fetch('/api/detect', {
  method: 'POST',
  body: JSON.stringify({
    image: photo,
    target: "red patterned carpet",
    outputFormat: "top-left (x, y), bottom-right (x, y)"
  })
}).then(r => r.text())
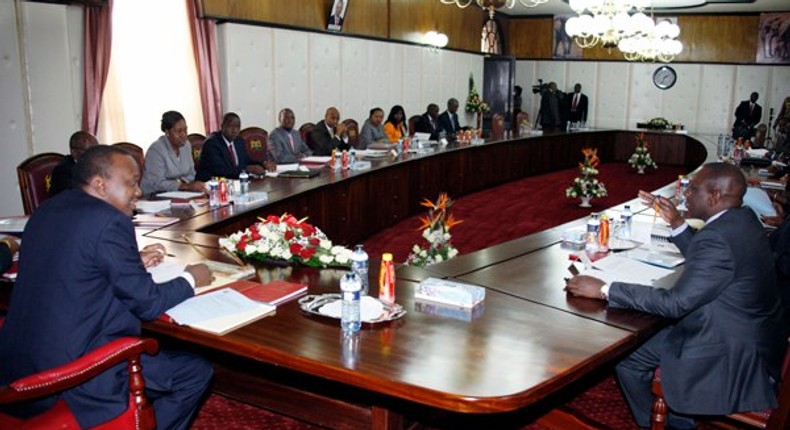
top-left (192, 162), bottom-right (687, 430)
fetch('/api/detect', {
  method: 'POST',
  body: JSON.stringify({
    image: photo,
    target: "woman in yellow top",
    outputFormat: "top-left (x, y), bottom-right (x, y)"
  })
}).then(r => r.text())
top-left (383, 105), bottom-right (408, 143)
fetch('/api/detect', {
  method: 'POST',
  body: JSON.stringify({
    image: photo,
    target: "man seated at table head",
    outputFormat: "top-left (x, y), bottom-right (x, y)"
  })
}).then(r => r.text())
top-left (196, 112), bottom-right (272, 181)
top-left (310, 107), bottom-right (350, 156)
top-left (358, 107), bottom-right (390, 150)
top-left (0, 145), bottom-right (214, 429)
top-left (437, 98), bottom-right (462, 140)
top-left (566, 162), bottom-right (785, 429)
top-left (268, 108), bottom-right (312, 164)
top-left (415, 103), bottom-right (440, 140)
top-left (50, 130), bottom-right (99, 197)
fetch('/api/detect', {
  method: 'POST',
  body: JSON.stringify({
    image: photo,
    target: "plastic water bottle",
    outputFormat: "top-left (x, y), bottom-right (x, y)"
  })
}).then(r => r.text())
top-left (348, 149), bottom-right (357, 170)
top-left (716, 134), bottom-right (724, 159)
top-left (620, 205), bottom-right (632, 240)
top-left (340, 273), bottom-right (361, 334)
top-left (207, 179), bottom-right (220, 207)
top-left (351, 244), bottom-right (369, 296)
top-left (239, 170), bottom-right (249, 195)
top-left (585, 213), bottom-right (599, 254)
top-left (678, 177), bottom-right (690, 210)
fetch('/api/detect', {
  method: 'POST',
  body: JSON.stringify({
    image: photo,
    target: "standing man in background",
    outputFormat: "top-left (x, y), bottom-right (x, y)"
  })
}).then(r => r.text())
top-left (565, 83), bottom-right (588, 125)
top-left (539, 82), bottom-right (564, 132)
top-left (733, 91), bottom-right (762, 139)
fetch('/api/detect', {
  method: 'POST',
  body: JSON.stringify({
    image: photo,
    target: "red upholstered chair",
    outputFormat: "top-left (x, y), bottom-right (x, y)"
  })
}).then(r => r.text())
top-left (514, 111), bottom-right (530, 135)
top-left (342, 119), bottom-right (360, 149)
top-left (408, 115), bottom-right (420, 137)
top-left (0, 337), bottom-right (160, 430)
top-left (188, 133), bottom-right (206, 169)
top-left (299, 122), bottom-right (315, 152)
top-left (491, 113), bottom-right (505, 140)
top-left (112, 142), bottom-right (145, 182)
top-left (239, 127), bottom-right (268, 164)
top-left (17, 152), bottom-right (65, 215)
top-left (651, 341), bottom-right (790, 430)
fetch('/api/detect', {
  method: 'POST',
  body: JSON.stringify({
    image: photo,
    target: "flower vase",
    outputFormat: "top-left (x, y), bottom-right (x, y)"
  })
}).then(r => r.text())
top-left (637, 165), bottom-right (645, 175)
top-left (579, 196), bottom-right (592, 207)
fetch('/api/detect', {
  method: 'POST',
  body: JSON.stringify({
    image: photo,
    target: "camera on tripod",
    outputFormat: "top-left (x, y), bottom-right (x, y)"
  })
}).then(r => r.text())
top-left (532, 79), bottom-right (549, 94)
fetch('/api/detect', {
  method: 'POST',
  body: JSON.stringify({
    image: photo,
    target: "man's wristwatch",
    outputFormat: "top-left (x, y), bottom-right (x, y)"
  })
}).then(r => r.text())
top-left (599, 286), bottom-right (608, 301)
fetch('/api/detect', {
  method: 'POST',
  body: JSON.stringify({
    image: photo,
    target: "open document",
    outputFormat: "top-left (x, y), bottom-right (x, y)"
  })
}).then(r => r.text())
top-left (147, 257), bottom-right (255, 295)
top-left (585, 254), bottom-right (675, 286)
top-left (165, 288), bottom-right (275, 335)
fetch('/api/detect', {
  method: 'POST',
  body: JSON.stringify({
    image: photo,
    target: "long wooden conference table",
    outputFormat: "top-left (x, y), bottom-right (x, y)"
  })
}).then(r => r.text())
top-left (140, 130), bottom-right (709, 430)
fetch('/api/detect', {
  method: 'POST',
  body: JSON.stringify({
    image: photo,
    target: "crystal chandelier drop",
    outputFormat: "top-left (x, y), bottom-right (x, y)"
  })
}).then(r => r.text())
top-left (618, 19), bottom-right (683, 62)
top-left (440, 0), bottom-right (548, 19)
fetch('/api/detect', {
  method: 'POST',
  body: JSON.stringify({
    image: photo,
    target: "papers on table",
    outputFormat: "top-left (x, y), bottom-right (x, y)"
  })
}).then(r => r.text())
top-left (586, 254), bottom-right (675, 286)
top-left (156, 191), bottom-right (205, 199)
top-left (265, 164), bottom-right (314, 177)
top-left (233, 191), bottom-right (269, 205)
top-left (413, 132), bottom-right (431, 141)
top-left (135, 200), bottom-right (172, 213)
top-left (357, 149), bottom-right (389, 158)
top-left (0, 217), bottom-right (28, 233)
top-left (165, 288), bottom-right (275, 335)
top-left (301, 156), bottom-right (331, 164)
top-left (147, 257), bottom-right (255, 295)
top-left (133, 214), bottom-right (180, 227)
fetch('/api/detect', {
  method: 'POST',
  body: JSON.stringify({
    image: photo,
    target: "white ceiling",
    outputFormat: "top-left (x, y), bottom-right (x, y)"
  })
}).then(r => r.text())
top-left (493, 0), bottom-right (790, 16)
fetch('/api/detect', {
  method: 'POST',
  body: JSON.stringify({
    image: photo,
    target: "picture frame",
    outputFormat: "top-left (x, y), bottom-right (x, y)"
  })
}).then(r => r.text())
top-left (327, 0), bottom-right (349, 32)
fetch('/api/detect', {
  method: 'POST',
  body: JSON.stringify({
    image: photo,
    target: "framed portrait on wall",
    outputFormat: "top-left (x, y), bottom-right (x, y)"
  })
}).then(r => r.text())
top-left (553, 15), bottom-right (582, 59)
top-left (757, 13), bottom-right (790, 64)
top-left (327, 0), bottom-right (349, 32)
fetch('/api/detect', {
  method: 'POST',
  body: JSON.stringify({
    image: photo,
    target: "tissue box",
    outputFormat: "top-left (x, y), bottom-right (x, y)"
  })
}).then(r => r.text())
top-left (415, 278), bottom-right (485, 308)
top-left (414, 300), bottom-right (485, 322)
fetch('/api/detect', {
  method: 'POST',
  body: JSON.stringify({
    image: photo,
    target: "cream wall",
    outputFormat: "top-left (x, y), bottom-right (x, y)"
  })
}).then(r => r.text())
top-left (216, 23), bottom-right (484, 132)
top-left (515, 61), bottom-right (790, 134)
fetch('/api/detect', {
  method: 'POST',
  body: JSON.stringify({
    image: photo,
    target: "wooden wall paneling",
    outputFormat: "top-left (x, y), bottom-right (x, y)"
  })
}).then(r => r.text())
top-left (505, 17), bottom-right (554, 59)
top-left (342, 0), bottom-right (389, 39)
top-left (673, 15), bottom-right (760, 64)
top-left (201, 0), bottom-right (331, 30)
top-left (389, 0), bottom-right (488, 53)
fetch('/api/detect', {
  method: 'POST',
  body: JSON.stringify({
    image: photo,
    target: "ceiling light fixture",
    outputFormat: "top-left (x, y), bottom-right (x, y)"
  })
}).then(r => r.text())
top-left (440, 0), bottom-right (548, 19)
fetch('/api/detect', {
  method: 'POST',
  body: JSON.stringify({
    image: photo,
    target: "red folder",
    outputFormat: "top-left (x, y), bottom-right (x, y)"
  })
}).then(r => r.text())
top-left (224, 279), bottom-right (308, 306)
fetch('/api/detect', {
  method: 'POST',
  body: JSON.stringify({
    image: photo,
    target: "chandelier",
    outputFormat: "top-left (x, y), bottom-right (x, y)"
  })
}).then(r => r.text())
top-left (440, 0), bottom-right (548, 19)
top-left (564, 0), bottom-right (683, 62)
top-left (618, 19), bottom-right (683, 62)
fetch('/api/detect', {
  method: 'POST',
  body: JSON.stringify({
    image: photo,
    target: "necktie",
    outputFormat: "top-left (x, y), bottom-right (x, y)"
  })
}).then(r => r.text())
top-left (228, 143), bottom-right (237, 166)
top-left (450, 114), bottom-right (455, 132)
top-left (288, 132), bottom-right (295, 153)
top-left (572, 94), bottom-right (578, 111)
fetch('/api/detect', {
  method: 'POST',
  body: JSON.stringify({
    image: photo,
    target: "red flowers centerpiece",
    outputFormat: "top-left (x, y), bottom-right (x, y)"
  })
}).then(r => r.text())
top-left (219, 213), bottom-right (352, 267)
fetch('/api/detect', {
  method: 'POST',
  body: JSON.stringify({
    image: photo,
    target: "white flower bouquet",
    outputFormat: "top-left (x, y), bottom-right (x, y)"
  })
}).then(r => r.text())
top-left (628, 132), bottom-right (658, 171)
top-left (566, 148), bottom-right (608, 199)
top-left (219, 213), bottom-right (352, 268)
top-left (407, 194), bottom-right (462, 267)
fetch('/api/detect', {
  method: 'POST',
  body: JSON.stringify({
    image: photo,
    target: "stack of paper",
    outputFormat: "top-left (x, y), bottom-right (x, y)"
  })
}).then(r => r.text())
top-left (147, 258), bottom-right (255, 295)
top-left (133, 214), bottom-right (180, 227)
top-left (166, 288), bottom-right (275, 335)
top-left (135, 200), bottom-right (172, 213)
top-left (586, 254), bottom-right (675, 286)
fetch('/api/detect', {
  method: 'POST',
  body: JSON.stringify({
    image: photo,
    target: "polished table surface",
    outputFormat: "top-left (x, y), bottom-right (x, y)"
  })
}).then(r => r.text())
top-left (137, 130), bottom-right (707, 429)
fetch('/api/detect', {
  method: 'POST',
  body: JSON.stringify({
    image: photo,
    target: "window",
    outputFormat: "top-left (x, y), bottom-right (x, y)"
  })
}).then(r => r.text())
top-left (481, 19), bottom-right (502, 55)
top-left (97, 0), bottom-right (204, 149)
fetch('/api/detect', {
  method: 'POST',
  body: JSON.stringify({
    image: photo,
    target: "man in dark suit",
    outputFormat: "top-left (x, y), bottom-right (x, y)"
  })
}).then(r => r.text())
top-left (565, 83), bottom-right (588, 124)
top-left (567, 163), bottom-right (785, 429)
top-left (310, 107), bottom-right (349, 156)
top-left (436, 98), bottom-right (462, 140)
top-left (0, 145), bottom-right (213, 429)
top-left (733, 91), bottom-right (763, 139)
top-left (415, 103), bottom-right (440, 140)
top-left (50, 130), bottom-right (98, 196)
top-left (196, 112), bottom-right (270, 181)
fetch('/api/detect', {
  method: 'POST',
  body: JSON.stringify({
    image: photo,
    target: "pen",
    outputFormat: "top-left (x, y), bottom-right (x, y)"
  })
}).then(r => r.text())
top-left (181, 234), bottom-right (211, 260)
top-left (221, 247), bottom-right (247, 267)
top-left (652, 195), bottom-right (660, 224)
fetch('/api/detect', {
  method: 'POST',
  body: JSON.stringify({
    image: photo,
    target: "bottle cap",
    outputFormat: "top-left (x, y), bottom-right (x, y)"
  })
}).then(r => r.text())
top-left (382, 253), bottom-right (393, 261)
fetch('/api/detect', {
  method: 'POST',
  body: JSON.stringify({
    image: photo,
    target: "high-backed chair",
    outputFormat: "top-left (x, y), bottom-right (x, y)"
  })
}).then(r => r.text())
top-left (491, 113), bottom-right (505, 140)
top-left (239, 127), bottom-right (268, 164)
top-left (408, 115), bottom-right (420, 137)
top-left (342, 119), bottom-right (360, 149)
top-left (0, 337), bottom-right (159, 430)
top-left (112, 142), bottom-right (145, 181)
top-left (514, 111), bottom-right (530, 135)
top-left (651, 341), bottom-right (790, 430)
top-left (188, 133), bottom-right (206, 169)
top-left (17, 152), bottom-right (65, 215)
top-left (299, 122), bottom-right (315, 152)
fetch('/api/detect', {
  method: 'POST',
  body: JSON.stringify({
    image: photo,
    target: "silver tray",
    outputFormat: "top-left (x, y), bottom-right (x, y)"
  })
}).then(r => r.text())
top-left (298, 294), bottom-right (406, 324)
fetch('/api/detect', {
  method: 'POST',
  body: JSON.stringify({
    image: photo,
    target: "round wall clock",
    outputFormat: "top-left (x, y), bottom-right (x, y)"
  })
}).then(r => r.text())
top-left (653, 66), bottom-right (677, 90)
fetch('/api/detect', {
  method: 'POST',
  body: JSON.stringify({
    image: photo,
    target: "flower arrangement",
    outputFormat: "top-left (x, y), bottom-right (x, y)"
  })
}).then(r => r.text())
top-left (465, 74), bottom-right (489, 114)
top-left (407, 193), bottom-right (463, 267)
top-left (218, 213), bottom-right (353, 267)
top-left (566, 148), bottom-right (608, 200)
top-left (628, 132), bottom-right (658, 172)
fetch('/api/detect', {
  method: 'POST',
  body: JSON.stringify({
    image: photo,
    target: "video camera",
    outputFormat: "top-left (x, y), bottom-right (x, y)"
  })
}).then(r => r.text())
top-left (532, 79), bottom-right (549, 94)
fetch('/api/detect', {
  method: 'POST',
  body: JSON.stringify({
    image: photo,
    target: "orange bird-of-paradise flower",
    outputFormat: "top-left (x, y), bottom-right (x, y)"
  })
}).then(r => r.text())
top-left (581, 147), bottom-right (600, 167)
top-left (444, 213), bottom-right (463, 230)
